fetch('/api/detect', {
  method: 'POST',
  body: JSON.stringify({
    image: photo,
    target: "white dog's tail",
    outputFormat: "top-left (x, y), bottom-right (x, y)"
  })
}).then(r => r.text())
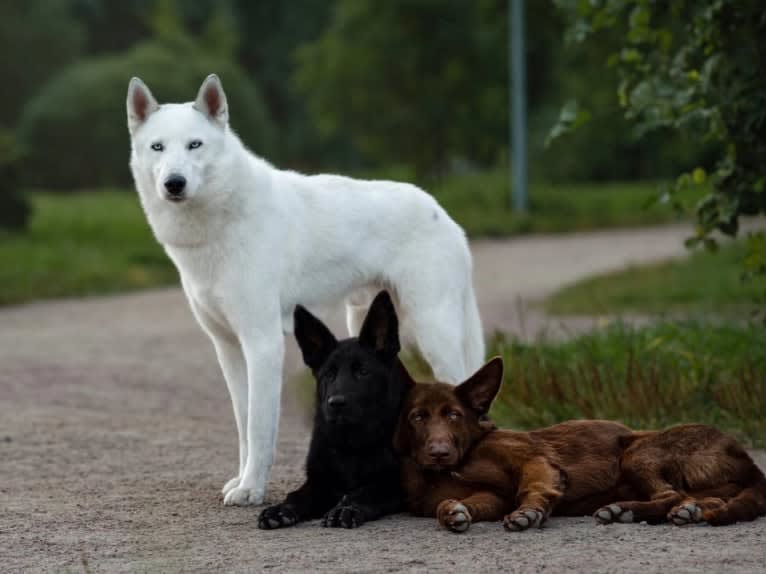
top-left (463, 284), bottom-right (485, 375)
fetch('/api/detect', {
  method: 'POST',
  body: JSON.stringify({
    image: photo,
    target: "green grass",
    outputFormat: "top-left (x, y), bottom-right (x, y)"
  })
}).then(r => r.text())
top-left (0, 191), bottom-right (176, 306)
top-left (486, 322), bottom-right (766, 447)
top-left (546, 242), bottom-right (766, 317)
top-left (429, 169), bottom-right (703, 237)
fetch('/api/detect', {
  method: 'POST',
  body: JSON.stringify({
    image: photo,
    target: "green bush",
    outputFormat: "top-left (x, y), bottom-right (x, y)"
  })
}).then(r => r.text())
top-left (17, 40), bottom-right (275, 190)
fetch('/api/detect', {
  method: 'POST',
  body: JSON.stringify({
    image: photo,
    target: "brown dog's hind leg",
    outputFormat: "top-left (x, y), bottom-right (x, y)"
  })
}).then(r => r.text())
top-left (595, 490), bottom-right (683, 525)
top-left (683, 474), bottom-right (766, 526)
top-left (595, 461), bottom-right (683, 525)
top-left (437, 491), bottom-right (506, 533)
top-left (667, 497), bottom-right (725, 525)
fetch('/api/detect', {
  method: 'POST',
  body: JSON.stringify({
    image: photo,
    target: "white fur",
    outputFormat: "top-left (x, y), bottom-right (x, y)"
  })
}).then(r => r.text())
top-left (127, 74), bottom-right (485, 505)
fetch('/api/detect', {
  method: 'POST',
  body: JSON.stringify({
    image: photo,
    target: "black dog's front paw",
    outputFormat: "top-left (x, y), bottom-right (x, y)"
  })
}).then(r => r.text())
top-left (322, 501), bottom-right (366, 529)
top-left (258, 503), bottom-right (299, 530)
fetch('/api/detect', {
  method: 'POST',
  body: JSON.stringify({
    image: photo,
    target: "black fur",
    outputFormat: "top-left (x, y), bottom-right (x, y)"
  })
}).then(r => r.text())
top-left (258, 291), bottom-right (413, 529)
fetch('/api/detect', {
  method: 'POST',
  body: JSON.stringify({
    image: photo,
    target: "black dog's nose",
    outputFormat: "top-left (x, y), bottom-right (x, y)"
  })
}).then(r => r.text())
top-left (164, 175), bottom-right (187, 198)
top-left (327, 395), bottom-right (346, 409)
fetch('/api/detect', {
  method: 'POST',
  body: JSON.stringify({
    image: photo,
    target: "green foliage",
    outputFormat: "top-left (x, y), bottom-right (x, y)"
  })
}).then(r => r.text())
top-left (0, 0), bottom-right (84, 129)
top-left (294, 0), bottom-right (509, 177)
top-left (0, 130), bottom-right (31, 231)
top-left (16, 7), bottom-right (275, 190)
top-left (546, 241), bottom-right (766, 317)
top-left (0, 191), bottom-right (175, 305)
top-left (489, 322), bottom-right (766, 446)
top-left (554, 0), bottom-right (766, 267)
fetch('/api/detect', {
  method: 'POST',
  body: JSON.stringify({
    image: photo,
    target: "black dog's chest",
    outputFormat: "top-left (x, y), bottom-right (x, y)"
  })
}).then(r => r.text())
top-left (321, 446), bottom-right (398, 494)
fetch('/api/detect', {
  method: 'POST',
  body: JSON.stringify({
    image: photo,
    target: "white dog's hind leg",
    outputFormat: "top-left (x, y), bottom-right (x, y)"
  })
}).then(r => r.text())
top-left (223, 335), bottom-right (284, 506)
top-left (211, 337), bottom-right (249, 496)
top-left (345, 289), bottom-right (377, 337)
top-left (345, 301), bottom-right (369, 337)
top-left (462, 284), bottom-right (486, 374)
top-left (408, 299), bottom-right (468, 384)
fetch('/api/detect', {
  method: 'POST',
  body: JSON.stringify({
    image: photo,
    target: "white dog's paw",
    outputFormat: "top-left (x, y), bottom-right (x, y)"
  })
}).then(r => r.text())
top-left (223, 484), bottom-right (264, 506)
top-left (221, 476), bottom-right (241, 496)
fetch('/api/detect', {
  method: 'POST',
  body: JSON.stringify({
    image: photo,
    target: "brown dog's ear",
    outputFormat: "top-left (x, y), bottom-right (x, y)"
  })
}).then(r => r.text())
top-left (294, 305), bottom-right (338, 371)
top-left (455, 357), bottom-right (504, 415)
top-left (358, 291), bottom-right (400, 361)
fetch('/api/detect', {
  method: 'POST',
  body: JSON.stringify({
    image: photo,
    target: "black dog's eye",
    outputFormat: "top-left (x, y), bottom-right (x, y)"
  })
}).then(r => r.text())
top-left (188, 139), bottom-right (203, 150)
top-left (323, 366), bottom-right (337, 380)
top-left (356, 364), bottom-right (369, 377)
top-left (150, 142), bottom-right (164, 152)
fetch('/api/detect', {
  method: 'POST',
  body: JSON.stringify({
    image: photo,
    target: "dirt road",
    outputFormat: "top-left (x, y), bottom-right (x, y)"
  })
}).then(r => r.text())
top-left (2, 224), bottom-right (764, 573)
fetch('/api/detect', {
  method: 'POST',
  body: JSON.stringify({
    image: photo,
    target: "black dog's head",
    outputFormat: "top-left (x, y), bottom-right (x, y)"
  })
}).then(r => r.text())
top-left (294, 291), bottom-right (413, 445)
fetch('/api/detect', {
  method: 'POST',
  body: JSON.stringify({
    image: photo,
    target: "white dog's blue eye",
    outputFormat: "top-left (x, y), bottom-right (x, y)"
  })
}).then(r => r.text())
top-left (188, 140), bottom-right (203, 150)
top-left (151, 142), bottom-right (164, 152)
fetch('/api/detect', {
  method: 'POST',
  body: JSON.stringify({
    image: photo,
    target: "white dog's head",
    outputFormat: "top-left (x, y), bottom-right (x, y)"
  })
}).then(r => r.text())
top-left (127, 74), bottom-right (230, 205)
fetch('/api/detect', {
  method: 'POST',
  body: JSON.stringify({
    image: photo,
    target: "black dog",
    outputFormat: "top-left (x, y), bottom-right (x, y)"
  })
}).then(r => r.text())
top-left (258, 291), bottom-right (413, 529)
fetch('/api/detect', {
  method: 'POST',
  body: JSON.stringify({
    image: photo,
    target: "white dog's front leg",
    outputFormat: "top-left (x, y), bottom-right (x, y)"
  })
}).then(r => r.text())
top-left (211, 336), bottom-right (248, 496)
top-left (223, 335), bottom-right (284, 506)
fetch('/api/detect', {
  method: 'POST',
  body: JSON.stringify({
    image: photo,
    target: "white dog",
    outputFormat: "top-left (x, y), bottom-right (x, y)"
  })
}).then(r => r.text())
top-left (126, 74), bottom-right (484, 505)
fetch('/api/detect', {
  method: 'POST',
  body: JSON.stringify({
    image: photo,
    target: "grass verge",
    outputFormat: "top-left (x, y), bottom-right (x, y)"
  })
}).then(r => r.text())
top-left (486, 321), bottom-right (766, 447)
top-left (545, 242), bottom-right (766, 317)
top-left (0, 191), bottom-right (176, 306)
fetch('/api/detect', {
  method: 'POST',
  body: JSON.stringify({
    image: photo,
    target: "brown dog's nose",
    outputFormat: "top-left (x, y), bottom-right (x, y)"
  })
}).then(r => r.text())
top-left (428, 441), bottom-right (451, 462)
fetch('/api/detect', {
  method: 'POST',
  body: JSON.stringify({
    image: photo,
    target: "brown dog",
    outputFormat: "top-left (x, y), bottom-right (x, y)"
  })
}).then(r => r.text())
top-left (395, 357), bottom-right (766, 532)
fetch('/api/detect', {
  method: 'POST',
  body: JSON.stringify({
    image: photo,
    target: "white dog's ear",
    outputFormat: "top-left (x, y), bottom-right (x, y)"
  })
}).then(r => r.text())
top-left (194, 74), bottom-right (228, 126)
top-left (127, 77), bottom-right (159, 134)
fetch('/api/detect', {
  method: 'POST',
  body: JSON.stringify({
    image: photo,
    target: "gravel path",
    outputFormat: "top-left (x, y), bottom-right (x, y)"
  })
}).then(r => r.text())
top-left (2, 223), bottom-right (764, 573)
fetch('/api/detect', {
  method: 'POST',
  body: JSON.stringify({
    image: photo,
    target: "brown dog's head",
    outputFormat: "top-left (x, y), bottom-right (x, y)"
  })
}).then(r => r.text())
top-left (394, 357), bottom-right (503, 470)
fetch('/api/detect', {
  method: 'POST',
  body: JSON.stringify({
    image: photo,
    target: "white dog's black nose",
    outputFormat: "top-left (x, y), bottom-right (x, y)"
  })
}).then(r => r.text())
top-left (164, 175), bottom-right (187, 200)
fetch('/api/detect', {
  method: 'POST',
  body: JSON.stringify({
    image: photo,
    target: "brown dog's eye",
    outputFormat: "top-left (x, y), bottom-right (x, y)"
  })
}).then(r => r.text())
top-left (411, 411), bottom-right (426, 422)
top-left (447, 411), bottom-right (462, 421)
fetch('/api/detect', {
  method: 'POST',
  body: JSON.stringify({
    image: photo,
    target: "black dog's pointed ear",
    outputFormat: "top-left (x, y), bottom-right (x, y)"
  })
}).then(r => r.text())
top-left (455, 357), bottom-right (504, 415)
top-left (294, 305), bottom-right (338, 371)
top-left (358, 291), bottom-right (400, 361)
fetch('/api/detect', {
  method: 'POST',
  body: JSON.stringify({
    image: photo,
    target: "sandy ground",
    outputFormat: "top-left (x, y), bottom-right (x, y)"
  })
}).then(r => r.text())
top-left (2, 223), bottom-right (764, 573)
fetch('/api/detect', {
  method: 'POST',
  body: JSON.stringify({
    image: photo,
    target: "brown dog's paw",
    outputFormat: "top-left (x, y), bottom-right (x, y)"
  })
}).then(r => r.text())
top-left (594, 504), bottom-right (634, 525)
top-left (668, 502), bottom-right (703, 526)
top-left (503, 508), bottom-right (544, 532)
top-left (437, 499), bottom-right (472, 533)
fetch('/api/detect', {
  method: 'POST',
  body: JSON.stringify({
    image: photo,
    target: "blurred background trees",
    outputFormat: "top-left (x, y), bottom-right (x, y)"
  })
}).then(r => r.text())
top-left (0, 0), bottom-right (763, 250)
top-left (1, 0), bottom-right (713, 189)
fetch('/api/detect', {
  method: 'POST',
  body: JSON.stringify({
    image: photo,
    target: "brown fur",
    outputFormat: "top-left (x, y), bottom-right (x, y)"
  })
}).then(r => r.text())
top-left (395, 358), bottom-right (766, 532)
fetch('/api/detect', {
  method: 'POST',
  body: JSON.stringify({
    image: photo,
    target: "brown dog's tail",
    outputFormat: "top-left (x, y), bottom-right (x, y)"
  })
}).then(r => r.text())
top-left (704, 465), bottom-right (766, 526)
